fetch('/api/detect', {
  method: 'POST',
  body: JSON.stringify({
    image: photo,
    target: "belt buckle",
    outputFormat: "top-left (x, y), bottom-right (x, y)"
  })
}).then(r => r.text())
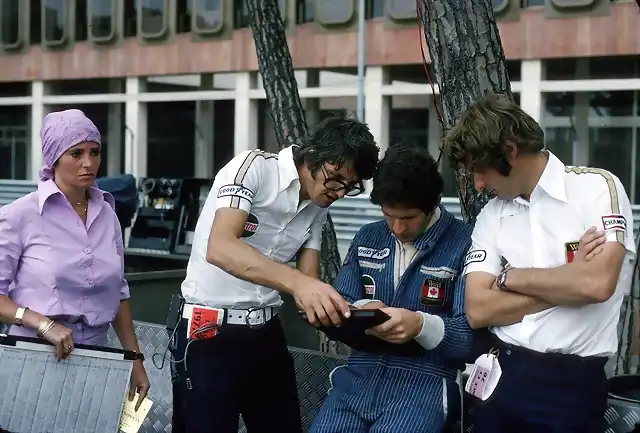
top-left (245, 307), bottom-right (266, 329)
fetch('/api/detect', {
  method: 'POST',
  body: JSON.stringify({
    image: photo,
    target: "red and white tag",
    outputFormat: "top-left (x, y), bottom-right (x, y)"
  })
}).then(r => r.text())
top-left (465, 353), bottom-right (502, 401)
top-left (182, 304), bottom-right (225, 340)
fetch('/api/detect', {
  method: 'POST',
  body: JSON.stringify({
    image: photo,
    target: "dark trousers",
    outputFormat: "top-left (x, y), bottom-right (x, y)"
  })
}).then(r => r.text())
top-left (170, 316), bottom-right (302, 433)
top-left (472, 339), bottom-right (608, 433)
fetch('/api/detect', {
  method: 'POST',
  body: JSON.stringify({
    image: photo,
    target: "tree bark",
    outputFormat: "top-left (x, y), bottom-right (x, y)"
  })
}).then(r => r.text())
top-left (418, 0), bottom-right (512, 225)
top-left (244, 0), bottom-right (345, 353)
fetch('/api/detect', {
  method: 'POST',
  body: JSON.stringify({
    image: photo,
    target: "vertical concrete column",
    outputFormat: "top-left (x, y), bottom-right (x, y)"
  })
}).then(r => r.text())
top-left (195, 74), bottom-right (215, 178)
top-left (29, 81), bottom-right (50, 180)
top-left (364, 66), bottom-right (390, 156)
top-left (234, 72), bottom-right (258, 155)
top-left (106, 79), bottom-right (124, 176)
top-left (124, 77), bottom-right (148, 179)
top-left (520, 60), bottom-right (543, 123)
top-left (305, 69), bottom-right (320, 129)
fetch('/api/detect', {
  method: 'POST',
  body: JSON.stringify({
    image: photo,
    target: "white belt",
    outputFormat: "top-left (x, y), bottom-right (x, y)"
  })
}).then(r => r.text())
top-left (183, 303), bottom-right (278, 327)
top-left (225, 307), bottom-right (277, 326)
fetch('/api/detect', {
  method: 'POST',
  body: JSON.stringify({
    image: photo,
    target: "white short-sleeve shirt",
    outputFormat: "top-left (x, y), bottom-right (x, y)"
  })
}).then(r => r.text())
top-left (463, 151), bottom-right (636, 357)
top-left (181, 146), bottom-right (328, 309)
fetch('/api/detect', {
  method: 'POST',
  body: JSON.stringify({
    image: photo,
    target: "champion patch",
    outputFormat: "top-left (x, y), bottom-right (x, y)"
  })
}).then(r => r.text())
top-left (602, 215), bottom-right (627, 232)
top-left (361, 274), bottom-right (376, 299)
top-left (464, 250), bottom-right (486, 266)
top-left (421, 278), bottom-right (445, 307)
top-left (241, 213), bottom-right (259, 238)
top-left (217, 184), bottom-right (255, 202)
top-left (564, 241), bottom-right (579, 264)
top-left (357, 246), bottom-right (391, 260)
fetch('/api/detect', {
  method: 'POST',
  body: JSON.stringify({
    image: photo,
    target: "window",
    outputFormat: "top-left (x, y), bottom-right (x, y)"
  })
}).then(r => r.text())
top-left (296, 0), bottom-right (314, 23)
top-left (588, 128), bottom-right (633, 196)
top-left (0, 126), bottom-right (28, 180)
top-left (75, 0), bottom-right (88, 42)
top-left (42, 0), bottom-right (69, 46)
top-left (366, 0), bottom-right (385, 19)
top-left (139, 0), bottom-right (168, 39)
top-left (550, 0), bottom-right (594, 8)
top-left (88, 0), bottom-right (116, 41)
top-left (194, 0), bottom-right (223, 34)
top-left (388, 0), bottom-right (417, 20)
top-left (0, 0), bottom-right (22, 49)
top-left (521, 0), bottom-right (544, 6)
top-left (316, 0), bottom-right (354, 25)
top-left (545, 127), bottom-right (575, 165)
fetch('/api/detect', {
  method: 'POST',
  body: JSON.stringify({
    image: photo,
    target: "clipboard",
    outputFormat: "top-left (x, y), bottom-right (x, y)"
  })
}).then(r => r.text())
top-left (0, 334), bottom-right (136, 433)
top-left (299, 309), bottom-right (426, 357)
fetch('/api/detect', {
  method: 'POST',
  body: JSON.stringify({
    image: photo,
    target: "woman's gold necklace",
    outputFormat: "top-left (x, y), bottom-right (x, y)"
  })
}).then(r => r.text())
top-left (75, 200), bottom-right (88, 218)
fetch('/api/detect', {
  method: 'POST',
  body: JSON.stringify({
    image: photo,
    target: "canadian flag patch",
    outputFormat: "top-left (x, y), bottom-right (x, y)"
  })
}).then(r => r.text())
top-left (421, 279), bottom-right (445, 307)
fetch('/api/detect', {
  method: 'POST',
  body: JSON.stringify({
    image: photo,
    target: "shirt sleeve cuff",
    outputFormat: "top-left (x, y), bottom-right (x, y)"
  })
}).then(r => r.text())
top-left (119, 281), bottom-right (131, 301)
top-left (414, 312), bottom-right (445, 350)
top-left (351, 299), bottom-right (383, 308)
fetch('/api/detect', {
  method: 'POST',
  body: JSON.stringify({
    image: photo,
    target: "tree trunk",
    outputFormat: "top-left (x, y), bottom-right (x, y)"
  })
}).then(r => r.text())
top-left (419, 0), bottom-right (639, 375)
top-left (245, 0), bottom-right (345, 354)
top-left (418, 0), bottom-right (512, 224)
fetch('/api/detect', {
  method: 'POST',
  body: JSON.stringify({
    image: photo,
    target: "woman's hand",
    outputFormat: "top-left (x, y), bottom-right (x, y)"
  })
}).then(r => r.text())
top-left (41, 322), bottom-right (74, 360)
top-left (128, 360), bottom-right (150, 411)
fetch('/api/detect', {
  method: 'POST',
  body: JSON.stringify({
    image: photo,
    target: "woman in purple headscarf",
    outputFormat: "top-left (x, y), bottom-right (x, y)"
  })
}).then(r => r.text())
top-left (0, 109), bottom-right (150, 409)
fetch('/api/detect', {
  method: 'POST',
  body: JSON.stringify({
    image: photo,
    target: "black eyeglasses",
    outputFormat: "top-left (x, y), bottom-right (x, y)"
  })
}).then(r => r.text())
top-left (320, 166), bottom-right (365, 197)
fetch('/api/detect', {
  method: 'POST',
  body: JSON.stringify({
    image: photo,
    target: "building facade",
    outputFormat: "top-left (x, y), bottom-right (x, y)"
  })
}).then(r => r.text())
top-left (0, 0), bottom-right (639, 201)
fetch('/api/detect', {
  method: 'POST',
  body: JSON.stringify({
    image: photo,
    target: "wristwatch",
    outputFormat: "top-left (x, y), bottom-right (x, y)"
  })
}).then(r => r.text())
top-left (14, 307), bottom-right (28, 327)
top-left (496, 268), bottom-right (510, 291)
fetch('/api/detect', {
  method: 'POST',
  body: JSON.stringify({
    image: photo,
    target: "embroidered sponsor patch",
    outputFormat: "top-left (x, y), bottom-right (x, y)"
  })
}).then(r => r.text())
top-left (361, 274), bottom-right (376, 299)
top-left (217, 184), bottom-right (255, 201)
top-left (602, 214), bottom-right (627, 232)
top-left (357, 246), bottom-right (391, 260)
top-left (421, 278), bottom-right (445, 307)
top-left (419, 266), bottom-right (457, 279)
top-left (564, 241), bottom-right (579, 264)
top-left (359, 260), bottom-right (385, 271)
top-left (464, 250), bottom-right (486, 266)
top-left (241, 213), bottom-right (259, 238)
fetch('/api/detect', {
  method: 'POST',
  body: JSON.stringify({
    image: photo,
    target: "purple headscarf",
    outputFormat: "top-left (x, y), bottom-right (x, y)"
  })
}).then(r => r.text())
top-left (39, 109), bottom-right (102, 181)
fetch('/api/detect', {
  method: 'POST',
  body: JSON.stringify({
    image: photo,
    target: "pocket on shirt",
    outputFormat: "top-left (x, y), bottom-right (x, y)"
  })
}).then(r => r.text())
top-left (418, 275), bottom-right (452, 311)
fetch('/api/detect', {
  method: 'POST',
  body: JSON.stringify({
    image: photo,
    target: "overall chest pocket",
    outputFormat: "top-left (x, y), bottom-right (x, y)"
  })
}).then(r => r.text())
top-left (417, 267), bottom-right (456, 313)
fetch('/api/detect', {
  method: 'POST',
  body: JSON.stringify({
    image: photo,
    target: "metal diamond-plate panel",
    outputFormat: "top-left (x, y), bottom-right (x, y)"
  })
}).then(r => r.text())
top-left (107, 322), bottom-right (173, 433)
top-left (604, 400), bottom-right (640, 433)
top-left (291, 349), bottom-right (347, 430)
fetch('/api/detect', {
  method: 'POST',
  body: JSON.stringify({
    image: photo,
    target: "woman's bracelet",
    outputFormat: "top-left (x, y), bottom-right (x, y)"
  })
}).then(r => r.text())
top-left (36, 318), bottom-right (55, 338)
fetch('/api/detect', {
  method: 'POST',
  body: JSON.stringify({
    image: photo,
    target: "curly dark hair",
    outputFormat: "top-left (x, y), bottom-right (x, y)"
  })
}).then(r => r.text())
top-left (370, 142), bottom-right (443, 214)
top-left (293, 115), bottom-right (379, 181)
top-left (442, 93), bottom-right (544, 176)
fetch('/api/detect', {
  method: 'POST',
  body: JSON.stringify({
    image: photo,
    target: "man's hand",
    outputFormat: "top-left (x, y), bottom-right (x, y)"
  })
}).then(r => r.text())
top-left (294, 279), bottom-right (351, 327)
top-left (357, 301), bottom-right (386, 310)
top-left (365, 307), bottom-right (423, 344)
top-left (574, 226), bottom-right (606, 262)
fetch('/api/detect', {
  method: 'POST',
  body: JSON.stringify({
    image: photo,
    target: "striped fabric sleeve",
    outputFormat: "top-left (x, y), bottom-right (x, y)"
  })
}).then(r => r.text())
top-left (214, 150), bottom-right (275, 214)
top-left (567, 167), bottom-right (635, 253)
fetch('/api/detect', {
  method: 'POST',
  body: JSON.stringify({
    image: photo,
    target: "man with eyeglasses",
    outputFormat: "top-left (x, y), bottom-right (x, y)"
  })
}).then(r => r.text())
top-left (170, 116), bottom-right (380, 433)
top-left (310, 143), bottom-right (482, 433)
